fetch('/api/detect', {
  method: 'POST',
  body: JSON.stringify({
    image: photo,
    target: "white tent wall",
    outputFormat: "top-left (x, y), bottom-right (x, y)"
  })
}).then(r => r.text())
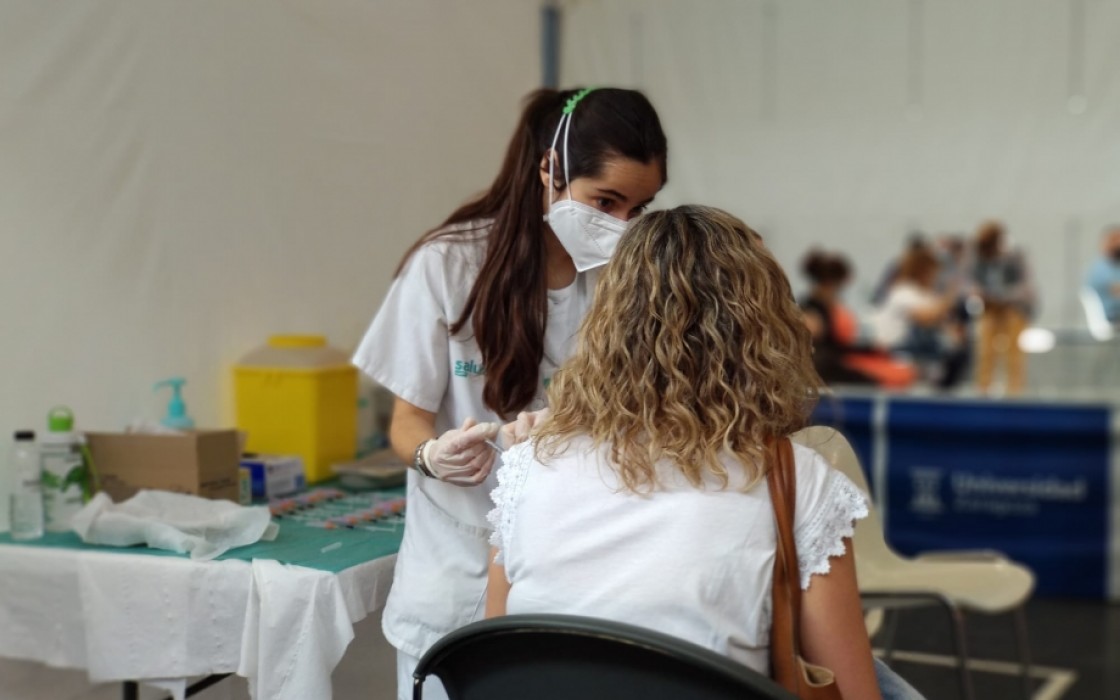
top-left (560, 0), bottom-right (1120, 328)
top-left (0, 1), bottom-right (539, 438)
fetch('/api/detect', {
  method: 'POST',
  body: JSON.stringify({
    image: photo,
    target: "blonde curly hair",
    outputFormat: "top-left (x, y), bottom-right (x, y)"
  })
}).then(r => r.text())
top-left (536, 205), bottom-right (821, 492)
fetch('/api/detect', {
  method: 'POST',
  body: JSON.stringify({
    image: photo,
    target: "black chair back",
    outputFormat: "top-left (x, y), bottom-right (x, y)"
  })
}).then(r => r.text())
top-left (413, 614), bottom-right (797, 700)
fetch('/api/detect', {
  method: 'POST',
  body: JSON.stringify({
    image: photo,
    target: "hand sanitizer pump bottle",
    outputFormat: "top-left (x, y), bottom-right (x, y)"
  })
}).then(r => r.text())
top-left (154, 378), bottom-right (195, 430)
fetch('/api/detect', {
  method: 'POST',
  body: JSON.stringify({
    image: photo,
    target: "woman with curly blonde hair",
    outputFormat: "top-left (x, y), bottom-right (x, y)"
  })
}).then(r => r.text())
top-left (486, 205), bottom-right (886, 699)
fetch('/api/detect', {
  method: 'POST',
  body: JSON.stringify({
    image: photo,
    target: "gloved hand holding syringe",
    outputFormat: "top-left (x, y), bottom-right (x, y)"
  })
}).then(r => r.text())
top-left (424, 408), bottom-right (550, 486)
top-left (421, 418), bottom-right (501, 486)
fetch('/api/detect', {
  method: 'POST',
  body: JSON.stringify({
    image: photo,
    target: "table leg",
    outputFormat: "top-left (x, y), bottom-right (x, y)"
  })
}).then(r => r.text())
top-left (185, 674), bottom-right (232, 697)
top-left (122, 673), bottom-right (233, 700)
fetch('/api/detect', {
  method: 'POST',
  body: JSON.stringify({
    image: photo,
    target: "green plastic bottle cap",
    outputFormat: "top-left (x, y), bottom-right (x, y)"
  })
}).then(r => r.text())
top-left (48, 406), bottom-right (74, 432)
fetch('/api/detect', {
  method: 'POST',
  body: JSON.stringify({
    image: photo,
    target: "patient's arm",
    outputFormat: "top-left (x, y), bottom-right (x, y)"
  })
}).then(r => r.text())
top-left (800, 538), bottom-right (882, 700)
top-left (485, 546), bottom-right (511, 618)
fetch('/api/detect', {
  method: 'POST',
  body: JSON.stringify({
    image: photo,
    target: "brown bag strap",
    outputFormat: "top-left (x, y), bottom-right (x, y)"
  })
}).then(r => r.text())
top-left (767, 437), bottom-right (803, 689)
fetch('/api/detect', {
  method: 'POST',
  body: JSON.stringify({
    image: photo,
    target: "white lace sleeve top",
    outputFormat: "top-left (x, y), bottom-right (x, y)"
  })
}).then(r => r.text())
top-left (487, 438), bottom-right (868, 675)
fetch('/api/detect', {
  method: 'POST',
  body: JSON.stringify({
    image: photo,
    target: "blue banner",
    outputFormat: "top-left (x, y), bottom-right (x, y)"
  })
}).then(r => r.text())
top-left (884, 399), bottom-right (1111, 598)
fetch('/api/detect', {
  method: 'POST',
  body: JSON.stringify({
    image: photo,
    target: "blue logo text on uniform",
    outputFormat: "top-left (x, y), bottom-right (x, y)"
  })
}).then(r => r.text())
top-left (454, 360), bottom-right (485, 378)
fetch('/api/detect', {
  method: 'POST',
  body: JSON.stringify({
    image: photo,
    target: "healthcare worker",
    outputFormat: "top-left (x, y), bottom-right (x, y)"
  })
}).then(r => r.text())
top-left (353, 87), bottom-right (668, 699)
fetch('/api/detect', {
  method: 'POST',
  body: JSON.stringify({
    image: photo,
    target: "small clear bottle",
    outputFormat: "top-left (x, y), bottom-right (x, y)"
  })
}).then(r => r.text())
top-left (10, 431), bottom-right (44, 540)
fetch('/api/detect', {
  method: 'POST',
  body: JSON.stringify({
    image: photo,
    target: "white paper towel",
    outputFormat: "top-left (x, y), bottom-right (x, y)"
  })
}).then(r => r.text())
top-left (72, 490), bottom-right (277, 560)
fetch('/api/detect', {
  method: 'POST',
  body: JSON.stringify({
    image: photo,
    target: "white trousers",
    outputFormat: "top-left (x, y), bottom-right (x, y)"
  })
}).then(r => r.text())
top-left (397, 649), bottom-right (449, 700)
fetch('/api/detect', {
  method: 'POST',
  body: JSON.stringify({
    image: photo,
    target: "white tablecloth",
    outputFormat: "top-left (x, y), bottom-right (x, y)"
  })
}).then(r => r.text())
top-left (0, 543), bottom-right (396, 699)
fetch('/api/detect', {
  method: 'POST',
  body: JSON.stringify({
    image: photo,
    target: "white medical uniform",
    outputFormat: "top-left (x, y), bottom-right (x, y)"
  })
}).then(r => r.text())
top-left (352, 221), bottom-right (598, 698)
top-left (488, 438), bottom-right (869, 676)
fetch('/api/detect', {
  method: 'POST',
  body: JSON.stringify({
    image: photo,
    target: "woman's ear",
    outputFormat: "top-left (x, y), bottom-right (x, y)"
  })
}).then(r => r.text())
top-left (539, 150), bottom-right (563, 191)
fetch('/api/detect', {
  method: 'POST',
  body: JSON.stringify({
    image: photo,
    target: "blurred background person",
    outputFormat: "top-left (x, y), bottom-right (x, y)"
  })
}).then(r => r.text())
top-left (932, 233), bottom-right (975, 378)
top-left (932, 234), bottom-right (970, 302)
top-left (1085, 225), bottom-right (1120, 326)
top-left (871, 232), bottom-right (928, 306)
top-left (800, 249), bottom-right (916, 388)
top-left (970, 221), bottom-right (1037, 396)
top-left (871, 246), bottom-right (968, 389)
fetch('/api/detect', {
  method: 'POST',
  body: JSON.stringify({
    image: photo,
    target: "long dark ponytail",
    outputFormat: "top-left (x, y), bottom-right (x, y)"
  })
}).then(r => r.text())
top-left (396, 87), bottom-right (668, 417)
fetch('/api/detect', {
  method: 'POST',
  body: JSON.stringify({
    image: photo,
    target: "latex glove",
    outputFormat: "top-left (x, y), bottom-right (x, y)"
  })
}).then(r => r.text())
top-left (424, 418), bottom-right (500, 486)
top-left (499, 408), bottom-right (550, 449)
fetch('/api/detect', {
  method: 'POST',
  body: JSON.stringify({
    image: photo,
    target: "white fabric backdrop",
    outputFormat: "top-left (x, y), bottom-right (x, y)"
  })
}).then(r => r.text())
top-left (560, 0), bottom-right (1120, 328)
top-left (0, 1), bottom-right (539, 439)
top-left (4, 0), bottom-right (1119, 442)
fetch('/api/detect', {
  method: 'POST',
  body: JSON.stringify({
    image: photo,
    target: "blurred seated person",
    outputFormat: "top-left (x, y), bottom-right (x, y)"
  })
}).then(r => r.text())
top-left (970, 221), bottom-right (1036, 396)
top-left (1085, 225), bottom-right (1120, 325)
top-left (872, 246), bottom-right (968, 389)
top-left (800, 249), bottom-right (915, 388)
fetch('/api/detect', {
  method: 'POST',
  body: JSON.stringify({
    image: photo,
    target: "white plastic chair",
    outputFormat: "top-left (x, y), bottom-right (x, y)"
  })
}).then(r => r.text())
top-left (1080, 287), bottom-right (1115, 342)
top-left (791, 426), bottom-right (1035, 700)
top-left (1079, 287), bottom-right (1120, 383)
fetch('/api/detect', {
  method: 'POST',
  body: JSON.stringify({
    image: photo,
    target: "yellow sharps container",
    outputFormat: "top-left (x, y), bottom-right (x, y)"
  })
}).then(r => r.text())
top-left (234, 335), bottom-right (357, 483)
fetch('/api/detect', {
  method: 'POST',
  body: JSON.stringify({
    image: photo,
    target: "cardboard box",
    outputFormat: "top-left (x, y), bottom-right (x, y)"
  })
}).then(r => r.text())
top-left (239, 454), bottom-right (306, 500)
top-left (85, 430), bottom-right (241, 502)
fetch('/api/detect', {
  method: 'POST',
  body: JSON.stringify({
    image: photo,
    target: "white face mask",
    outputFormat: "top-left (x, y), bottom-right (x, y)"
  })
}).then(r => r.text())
top-left (543, 108), bottom-right (630, 272)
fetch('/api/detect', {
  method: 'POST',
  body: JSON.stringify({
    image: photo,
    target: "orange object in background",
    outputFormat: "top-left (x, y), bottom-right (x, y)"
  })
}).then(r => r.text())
top-left (830, 305), bottom-right (917, 388)
top-left (842, 354), bottom-right (917, 388)
top-left (831, 304), bottom-right (860, 345)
